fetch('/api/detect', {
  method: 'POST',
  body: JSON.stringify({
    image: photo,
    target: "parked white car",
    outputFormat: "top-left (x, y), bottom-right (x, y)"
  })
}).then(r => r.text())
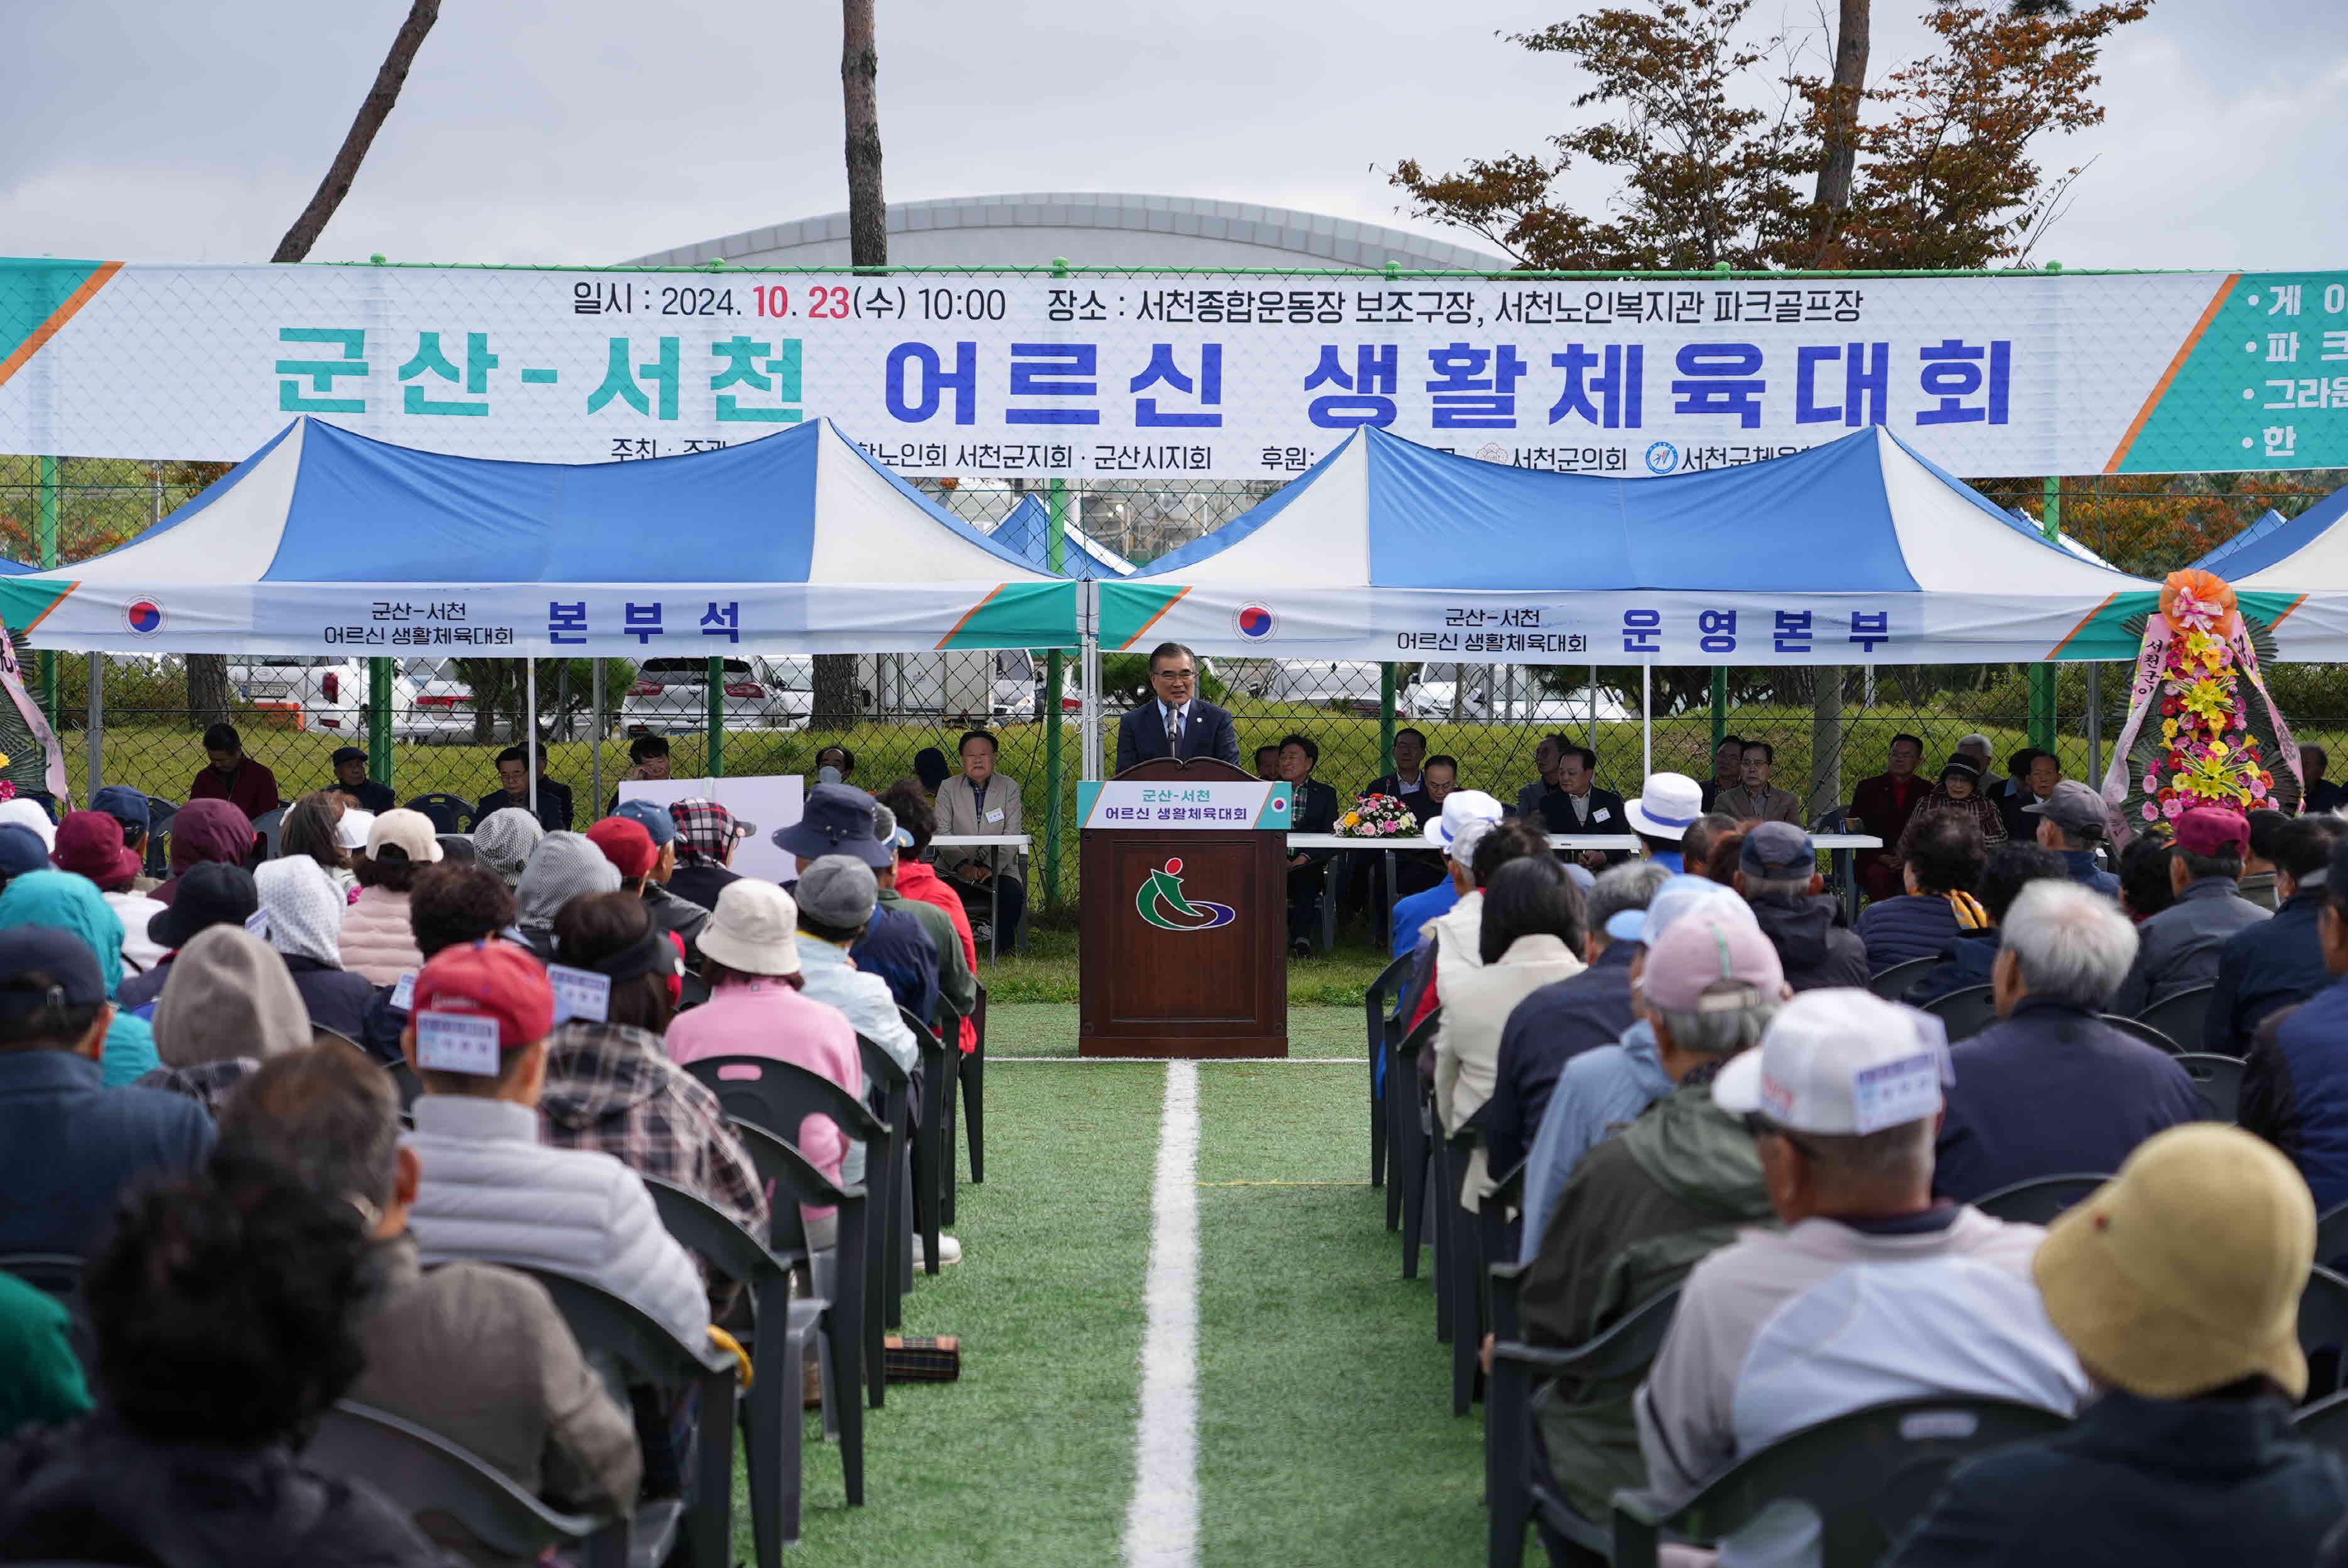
top-left (622, 655), bottom-right (812, 736)
top-left (390, 657), bottom-right (477, 744)
top-left (227, 656), bottom-right (367, 736)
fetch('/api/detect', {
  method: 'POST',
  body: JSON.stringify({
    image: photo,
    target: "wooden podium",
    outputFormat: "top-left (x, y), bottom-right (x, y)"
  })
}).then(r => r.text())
top-left (1078, 757), bottom-right (1289, 1058)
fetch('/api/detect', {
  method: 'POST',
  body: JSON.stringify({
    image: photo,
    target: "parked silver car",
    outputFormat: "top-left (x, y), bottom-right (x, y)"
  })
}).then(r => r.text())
top-left (621, 655), bottom-right (812, 736)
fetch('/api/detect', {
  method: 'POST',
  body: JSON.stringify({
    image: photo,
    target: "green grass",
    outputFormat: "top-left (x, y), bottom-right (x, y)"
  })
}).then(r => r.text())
top-left (984, 928), bottom-right (1401, 1007)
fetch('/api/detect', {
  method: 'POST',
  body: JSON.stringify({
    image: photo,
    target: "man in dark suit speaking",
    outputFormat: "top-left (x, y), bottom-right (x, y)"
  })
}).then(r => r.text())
top-left (1114, 641), bottom-right (1241, 773)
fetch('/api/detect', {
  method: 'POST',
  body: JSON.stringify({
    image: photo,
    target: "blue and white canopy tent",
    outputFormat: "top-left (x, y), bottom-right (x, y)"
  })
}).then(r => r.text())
top-left (0, 416), bottom-right (1080, 657)
top-left (988, 493), bottom-right (1136, 579)
top-left (2185, 490), bottom-right (2348, 659)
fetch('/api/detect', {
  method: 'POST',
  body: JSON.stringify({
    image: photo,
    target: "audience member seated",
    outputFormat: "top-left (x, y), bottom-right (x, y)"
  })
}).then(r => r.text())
top-left (1517, 878), bottom-right (1750, 1260)
top-left (2243, 834), bottom-right (2348, 1205)
top-left (2113, 807), bottom-right (2271, 1016)
top-left (933, 729), bottom-right (1028, 942)
top-left (1408, 753), bottom-right (1459, 823)
top-left (256, 855), bottom-right (375, 1041)
top-left (0, 1164), bottom-right (443, 1565)
top-left (137, 923), bottom-right (313, 1117)
top-left (515, 830), bottom-right (621, 959)
top-left (217, 1044), bottom-right (642, 1562)
top-left (0, 867), bottom-right (166, 1083)
top-left (541, 891), bottom-right (768, 1296)
top-left (0, 927), bottom-right (210, 1255)
top-left (279, 790), bottom-right (360, 901)
top-left (1886, 1125), bottom-right (2347, 1568)
top-left (1278, 734), bottom-right (1343, 957)
top-left (51, 810), bottom-right (164, 978)
top-left (187, 721), bottom-right (281, 822)
top-left (1484, 861), bottom-right (1668, 1181)
top-left (0, 825), bottom-right (54, 908)
top-left (2020, 778), bottom-right (2121, 895)
top-left (605, 733), bottom-right (671, 817)
top-left (1898, 756), bottom-right (2008, 860)
top-left (913, 746), bottom-right (951, 797)
top-left (1857, 812), bottom-right (1988, 972)
top-left (1902, 842), bottom-right (2067, 1008)
top-left (1253, 743), bottom-right (1280, 781)
top-left (326, 744), bottom-right (397, 814)
top-left (2210, 814), bottom-right (2342, 1056)
top-left (1650, 991), bottom-right (2093, 1567)
top-left (1539, 744), bottom-right (1629, 874)
top-left (151, 796), bottom-right (254, 906)
top-left (0, 1267), bottom-right (89, 1436)
top-left (1364, 726), bottom-right (1429, 801)
top-left (780, 783), bottom-right (939, 1020)
top-left (881, 783), bottom-right (981, 1053)
top-left (665, 796), bottom-right (748, 912)
top-left (1679, 812), bottom-right (1739, 883)
top-left (1516, 733), bottom-right (1568, 822)
top-left (790, 855), bottom-right (921, 1078)
top-left (90, 784), bottom-right (161, 891)
top-left (1435, 856), bottom-right (1586, 1208)
top-left (1698, 734), bottom-right (1745, 812)
top-left (1850, 733), bottom-right (1929, 903)
top-left (1389, 790), bottom-right (1502, 957)
top-left (2241, 807), bottom-right (2286, 913)
top-left (2000, 747), bottom-right (2062, 844)
top-left (1409, 820), bottom-right (1555, 1069)
top-left (1712, 740), bottom-right (1803, 825)
top-left (2305, 743), bottom-right (2347, 814)
top-left (1735, 822), bottom-right (1869, 991)
top-left (402, 941), bottom-right (706, 1347)
top-left (665, 878), bottom-right (872, 1254)
top-left (119, 861), bottom-right (258, 1012)
top-left (359, 863), bottom-right (521, 1062)
top-left (342, 808), bottom-right (444, 987)
top-left (1624, 772), bottom-right (1706, 874)
top-left (1933, 883), bottom-right (2205, 1202)
top-left (813, 743), bottom-right (856, 785)
top-left (475, 744), bottom-right (574, 834)
top-left (586, 807), bottom-right (709, 960)
top-left (1519, 906), bottom-right (1786, 1520)
top-left (2118, 834), bottom-right (2180, 923)
top-left (473, 804), bottom-right (544, 891)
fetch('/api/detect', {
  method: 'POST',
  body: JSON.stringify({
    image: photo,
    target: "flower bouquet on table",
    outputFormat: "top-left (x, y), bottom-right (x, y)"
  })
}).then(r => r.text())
top-left (1337, 793), bottom-right (1419, 839)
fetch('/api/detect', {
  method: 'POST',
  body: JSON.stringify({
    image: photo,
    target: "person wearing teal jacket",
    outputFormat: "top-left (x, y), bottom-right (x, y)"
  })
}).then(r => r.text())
top-left (0, 869), bottom-right (160, 1085)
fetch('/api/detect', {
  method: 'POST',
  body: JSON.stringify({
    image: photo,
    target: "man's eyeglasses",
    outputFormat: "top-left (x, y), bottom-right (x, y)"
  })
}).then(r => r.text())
top-left (1151, 667), bottom-right (1196, 682)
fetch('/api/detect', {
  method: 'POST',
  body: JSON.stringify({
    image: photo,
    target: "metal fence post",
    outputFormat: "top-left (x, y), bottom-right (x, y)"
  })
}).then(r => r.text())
top-left (1042, 475), bottom-right (1067, 909)
top-left (85, 652), bottom-right (102, 799)
top-left (1710, 666), bottom-right (1727, 751)
top-left (368, 657), bottom-right (393, 792)
top-left (2087, 662), bottom-right (2103, 787)
top-left (1379, 663), bottom-right (1396, 773)
top-left (706, 656), bottom-right (724, 778)
top-left (2032, 475), bottom-right (2061, 751)
top-left (35, 456), bottom-right (57, 727)
top-left (590, 658), bottom-right (605, 812)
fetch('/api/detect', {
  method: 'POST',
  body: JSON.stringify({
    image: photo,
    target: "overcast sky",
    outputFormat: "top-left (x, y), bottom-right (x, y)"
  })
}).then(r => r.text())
top-left (3, 0), bottom-right (2344, 272)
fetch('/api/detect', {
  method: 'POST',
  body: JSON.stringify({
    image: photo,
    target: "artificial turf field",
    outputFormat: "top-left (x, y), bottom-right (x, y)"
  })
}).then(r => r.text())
top-left (745, 1003), bottom-right (1511, 1567)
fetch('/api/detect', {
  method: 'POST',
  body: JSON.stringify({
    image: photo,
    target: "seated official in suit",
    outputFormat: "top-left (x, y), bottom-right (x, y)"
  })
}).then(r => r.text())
top-left (1279, 734), bottom-right (1342, 958)
top-left (1113, 641), bottom-right (1241, 773)
top-left (934, 728), bottom-right (1026, 945)
top-left (1541, 745), bottom-right (1629, 871)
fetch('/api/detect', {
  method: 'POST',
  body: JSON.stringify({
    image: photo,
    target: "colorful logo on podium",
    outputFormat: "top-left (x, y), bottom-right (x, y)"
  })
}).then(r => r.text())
top-left (1135, 857), bottom-right (1236, 932)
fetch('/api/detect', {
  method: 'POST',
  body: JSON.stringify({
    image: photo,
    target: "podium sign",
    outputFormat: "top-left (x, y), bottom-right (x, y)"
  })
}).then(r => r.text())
top-left (1079, 760), bottom-right (1290, 1059)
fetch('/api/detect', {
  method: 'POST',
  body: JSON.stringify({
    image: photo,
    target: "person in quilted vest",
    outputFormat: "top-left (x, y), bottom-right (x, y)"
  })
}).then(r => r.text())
top-left (339, 809), bottom-right (443, 985)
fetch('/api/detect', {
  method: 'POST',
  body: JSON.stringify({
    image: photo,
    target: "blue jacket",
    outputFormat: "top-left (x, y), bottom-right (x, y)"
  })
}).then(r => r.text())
top-left (1517, 1018), bottom-right (1673, 1264)
top-left (0, 1050), bottom-right (213, 1255)
top-left (1934, 997), bottom-right (2207, 1202)
top-left (1390, 879), bottom-right (1459, 958)
top-left (1483, 942), bottom-right (1637, 1181)
top-left (1904, 928), bottom-right (2001, 1007)
top-left (2113, 877), bottom-right (2273, 1017)
top-left (850, 902), bottom-right (939, 1024)
top-left (2243, 976), bottom-right (2348, 1207)
top-left (1887, 1390), bottom-right (2347, 1568)
top-left (1856, 893), bottom-right (1964, 972)
top-left (2207, 888), bottom-right (2330, 1055)
top-left (2061, 847), bottom-right (2121, 896)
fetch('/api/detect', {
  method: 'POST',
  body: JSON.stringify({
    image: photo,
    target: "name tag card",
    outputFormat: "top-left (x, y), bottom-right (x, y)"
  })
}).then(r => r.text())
top-left (415, 1010), bottom-right (502, 1076)
top-left (1850, 1052), bottom-right (1944, 1134)
top-left (547, 964), bottom-right (611, 1024)
top-left (389, 970), bottom-right (417, 1012)
top-left (244, 910), bottom-right (271, 939)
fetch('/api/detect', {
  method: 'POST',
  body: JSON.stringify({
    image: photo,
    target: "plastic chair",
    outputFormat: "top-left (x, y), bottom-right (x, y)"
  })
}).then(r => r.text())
top-left (1867, 957), bottom-right (1936, 1001)
top-left (2135, 984), bottom-right (2216, 1053)
top-left (2302, 1264), bottom-right (2348, 1402)
top-left (897, 1007), bottom-right (954, 1277)
top-left (1488, 1287), bottom-right (1683, 1567)
top-left (0, 1254), bottom-right (81, 1299)
top-left (1390, 1009), bottom-right (1441, 1280)
top-left (1365, 950), bottom-right (1413, 1188)
top-left (2175, 1052), bottom-right (2247, 1123)
top-left (250, 805), bottom-right (285, 862)
top-left (306, 1400), bottom-right (625, 1568)
top-left (1970, 1172), bottom-right (2112, 1225)
top-left (2294, 1387), bottom-right (2348, 1452)
top-left (384, 1058), bottom-right (424, 1111)
top-left (517, 1270), bottom-right (739, 1568)
top-left (1441, 1128), bottom-right (1500, 1415)
top-left (436, 834), bottom-right (477, 866)
top-left (402, 792), bottom-right (477, 834)
top-left (2316, 1201), bottom-right (2348, 1273)
top-left (726, 1118), bottom-right (873, 1438)
top-left (643, 1176), bottom-right (837, 1562)
top-left (141, 795), bottom-right (178, 879)
top-left (2099, 1014), bottom-right (2183, 1055)
top-left (856, 1034), bottom-right (913, 1340)
top-left (960, 979), bottom-right (988, 1189)
top-left (682, 1053), bottom-right (889, 1411)
top-left (1923, 984), bottom-right (2000, 1043)
top-left (1610, 1397), bottom-right (2071, 1567)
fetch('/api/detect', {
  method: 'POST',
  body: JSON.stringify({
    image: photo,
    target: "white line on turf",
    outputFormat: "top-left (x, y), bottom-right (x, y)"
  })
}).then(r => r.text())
top-left (1123, 1060), bottom-right (1202, 1568)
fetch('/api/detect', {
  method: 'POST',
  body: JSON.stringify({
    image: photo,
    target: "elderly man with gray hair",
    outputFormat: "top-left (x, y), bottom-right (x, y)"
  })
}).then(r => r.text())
top-left (1931, 879), bottom-right (2208, 1202)
top-left (1517, 902), bottom-right (1791, 1522)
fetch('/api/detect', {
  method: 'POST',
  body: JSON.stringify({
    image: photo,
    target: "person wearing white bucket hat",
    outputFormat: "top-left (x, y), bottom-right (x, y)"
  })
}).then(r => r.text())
top-left (1885, 1124), bottom-right (2348, 1568)
top-left (1638, 988), bottom-right (2091, 1568)
top-left (1623, 772), bottom-right (1704, 874)
top-left (1386, 790), bottom-right (1507, 960)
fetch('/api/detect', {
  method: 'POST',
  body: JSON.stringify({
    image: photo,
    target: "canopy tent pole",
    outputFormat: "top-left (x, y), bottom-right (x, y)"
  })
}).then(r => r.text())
top-left (706, 656), bottom-right (725, 779)
top-left (36, 457), bottom-right (57, 729)
top-left (525, 658), bottom-right (538, 817)
top-left (1042, 477), bottom-right (1067, 909)
top-left (1640, 664), bottom-right (1652, 781)
top-left (1379, 663), bottom-right (1396, 774)
top-left (367, 658), bottom-right (392, 796)
top-left (2031, 476), bottom-right (2062, 752)
top-left (1080, 579), bottom-right (1102, 783)
top-left (1587, 664), bottom-right (1597, 749)
top-left (1710, 667), bottom-right (1727, 751)
top-left (2087, 663), bottom-right (2103, 786)
top-left (85, 652), bottom-right (102, 800)
top-left (590, 660), bottom-right (605, 817)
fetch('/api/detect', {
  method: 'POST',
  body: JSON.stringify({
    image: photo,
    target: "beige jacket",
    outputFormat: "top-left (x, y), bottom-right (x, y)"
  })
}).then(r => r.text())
top-left (1435, 932), bottom-right (1586, 1204)
top-left (1712, 784), bottom-right (1804, 826)
top-left (932, 771), bottom-right (1025, 876)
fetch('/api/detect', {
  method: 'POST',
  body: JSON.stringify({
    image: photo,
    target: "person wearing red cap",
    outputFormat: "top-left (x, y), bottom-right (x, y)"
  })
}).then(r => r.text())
top-left (2111, 806), bottom-right (2272, 1017)
top-left (584, 815), bottom-right (708, 964)
top-left (51, 810), bottom-right (167, 974)
top-left (398, 941), bottom-right (705, 1348)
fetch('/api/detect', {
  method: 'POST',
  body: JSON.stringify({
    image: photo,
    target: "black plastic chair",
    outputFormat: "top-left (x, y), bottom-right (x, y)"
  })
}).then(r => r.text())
top-left (644, 1176), bottom-right (838, 1563)
top-left (1610, 1396), bottom-right (2071, 1567)
top-left (436, 834), bottom-right (477, 865)
top-left (2175, 1052), bottom-right (2247, 1123)
top-left (2317, 1201), bottom-right (2348, 1273)
top-left (856, 1034), bottom-right (914, 1339)
top-left (726, 1119), bottom-right (873, 1439)
top-left (2135, 984), bottom-right (2216, 1054)
top-left (1868, 956), bottom-right (1936, 1001)
top-left (682, 1053), bottom-right (888, 1412)
top-left (306, 1400), bottom-right (625, 1568)
top-left (898, 1007), bottom-right (954, 1277)
top-left (250, 805), bottom-right (285, 862)
top-left (2302, 1264), bottom-right (2348, 1402)
top-left (1365, 950), bottom-right (1413, 1189)
top-left (1923, 984), bottom-right (2000, 1042)
top-left (519, 1270), bottom-right (738, 1568)
top-left (0, 1253), bottom-right (89, 1373)
top-left (961, 979), bottom-right (988, 1190)
top-left (1970, 1172), bottom-right (2113, 1225)
top-left (1441, 1130), bottom-right (1511, 1417)
top-left (141, 795), bottom-right (178, 879)
top-left (403, 792), bottom-right (477, 834)
top-left (2295, 1386), bottom-right (2348, 1451)
top-left (1390, 1009), bottom-right (1441, 1279)
top-left (384, 1058), bottom-right (423, 1111)
top-left (1489, 1286), bottom-right (1683, 1567)
top-left (2099, 1014), bottom-right (2184, 1055)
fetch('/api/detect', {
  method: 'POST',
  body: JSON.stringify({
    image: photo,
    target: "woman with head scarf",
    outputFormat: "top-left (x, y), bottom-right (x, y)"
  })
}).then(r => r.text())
top-left (0, 869), bottom-right (161, 1086)
top-left (512, 830), bottom-right (622, 961)
top-left (132, 925), bottom-right (311, 1117)
top-left (151, 798), bottom-right (254, 906)
top-left (472, 806), bottom-right (544, 890)
top-left (254, 856), bottom-right (374, 1042)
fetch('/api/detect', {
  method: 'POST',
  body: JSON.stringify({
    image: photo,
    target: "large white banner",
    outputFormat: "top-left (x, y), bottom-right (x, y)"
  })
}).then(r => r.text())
top-left (4, 259), bottom-right (2345, 478)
